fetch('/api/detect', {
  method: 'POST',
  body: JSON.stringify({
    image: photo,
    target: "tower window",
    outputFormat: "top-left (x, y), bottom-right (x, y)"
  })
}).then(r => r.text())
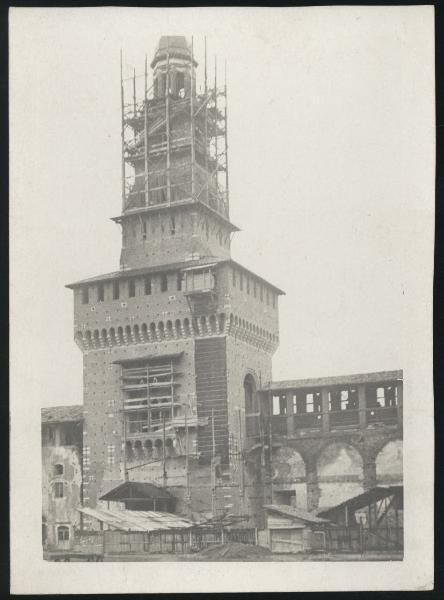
top-left (81, 286), bottom-right (89, 305)
top-left (246, 277), bottom-right (250, 294)
top-left (272, 293), bottom-right (276, 308)
top-left (253, 280), bottom-right (257, 298)
top-left (144, 276), bottom-right (152, 295)
top-left (54, 482), bottom-right (64, 498)
top-left (240, 273), bottom-right (243, 291)
top-left (260, 285), bottom-right (263, 302)
top-left (177, 273), bottom-right (182, 291)
top-left (97, 282), bottom-right (104, 302)
top-left (170, 216), bottom-right (176, 235)
top-left (232, 268), bottom-right (236, 287)
top-left (113, 280), bottom-right (120, 300)
top-left (142, 219), bottom-right (147, 240)
top-left (128, 279), bottom-right (136, 298)
top-left (161, 274), bottom-right (168, 292)
top-left (177, 71), bottom-right (185, 97)
top-left (54, 464), bottom-right (64, 476)
top-left (266, 289), bottom-right (269, 305)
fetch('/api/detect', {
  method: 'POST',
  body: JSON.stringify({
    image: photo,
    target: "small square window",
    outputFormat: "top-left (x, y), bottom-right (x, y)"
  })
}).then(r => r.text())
top-left (54, 464), bottom-right (64, 476)
top-left (57, 526), bottom-right (70, 542)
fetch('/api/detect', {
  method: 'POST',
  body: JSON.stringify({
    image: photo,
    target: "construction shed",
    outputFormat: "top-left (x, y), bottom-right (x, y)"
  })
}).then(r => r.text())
top-left (264, 505), bottom-right (330, 553)
top-left (99, 481), bottom-right (176, 512)
top-left (317, 485), bottom-right (403, 553)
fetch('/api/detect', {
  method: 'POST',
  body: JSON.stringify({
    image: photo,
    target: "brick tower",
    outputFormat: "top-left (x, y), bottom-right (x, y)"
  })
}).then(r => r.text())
top-left (67, 36), bottom-right (283, 523)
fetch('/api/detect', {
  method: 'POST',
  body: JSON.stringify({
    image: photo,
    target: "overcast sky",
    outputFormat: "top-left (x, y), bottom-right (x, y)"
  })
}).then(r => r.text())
top-left (11, 7), bottom-right (434, 408)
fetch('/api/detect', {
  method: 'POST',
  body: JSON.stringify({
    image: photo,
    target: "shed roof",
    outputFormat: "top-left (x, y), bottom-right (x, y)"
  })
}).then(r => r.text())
top-left (316, 485), bottom-right (403, 518)
top-left (264, 504), bottom-right (330, 524)
top-left (99, 481), bottom-right (173, 502)
top-left (261, 370), bottom-right (403, 392)
top-left (78, 507), bottom-right (193, 532)
top-left (41, 405), bottom-right (83, 424)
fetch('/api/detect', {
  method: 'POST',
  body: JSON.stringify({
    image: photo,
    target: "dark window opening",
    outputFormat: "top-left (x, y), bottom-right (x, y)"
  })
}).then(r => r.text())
top-left (54, 464), bottom-right (64, 476)
top-left (97, 282), bottom-right (104, 302)
top-left (57, 526), bottom-right (69, 542)
top-left (170, 216), bottom-right (176, 235)
top-left (161, 274), bottom-right (168, 292)
top-left (253, 280), bottom-right (257, 298)
top-left (144, 276), bottom-right (152, 295)
top-left (129, 279), bottom-right (136, 298)
top-left (113, 280), bottom-right (120, 300)
top-left (142, 219), bottom-right (147, 240)
top-left (81, 286), bottom-right (89, 304)
top-left (177, 273), bottom-right (182, 291)
top-left (177, 72), bottom-right (185, 97)
top-left (232, 269), bottom-right (236, 287)
top-left (240, 272), bottom-right (244, 291)
top-left (54, 482), bottom-right (64, 498)
top-left (329, 388), bottom-right (359, 411)
top-left (246, 277), bottom-right (250, 294)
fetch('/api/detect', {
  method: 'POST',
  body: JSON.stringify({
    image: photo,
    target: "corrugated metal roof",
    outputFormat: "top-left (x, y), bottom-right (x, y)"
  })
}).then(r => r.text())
top-left (264, 504), bottom-right (330, 524)
top-left (41, 405), bottom-right (83, 424)
top-left (261, 370), bottom-right (403, 392)
top-left (78, 507), bottom-right (194, 532)
top-left (99, 481), bottom-right (173, 502)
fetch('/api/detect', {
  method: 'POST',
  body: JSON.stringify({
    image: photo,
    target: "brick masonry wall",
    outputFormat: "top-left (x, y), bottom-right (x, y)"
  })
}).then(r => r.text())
top-left (82, 338), bottom-right (196, 506)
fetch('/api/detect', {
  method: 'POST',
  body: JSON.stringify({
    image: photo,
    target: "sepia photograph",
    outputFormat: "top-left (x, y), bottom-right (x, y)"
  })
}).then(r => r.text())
top-left (10, 5), bottom-right (434, 593)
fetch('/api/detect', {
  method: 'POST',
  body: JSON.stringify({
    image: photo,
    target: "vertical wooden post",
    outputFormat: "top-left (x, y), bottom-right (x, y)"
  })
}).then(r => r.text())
top-left (214, 56), bottom-right (219, 201)
top-left (224, 60), bottom-right (229, 216)
top-left (120, 50), bottom-right (126, 212)
top-left (204, 37), bottom-right (209, 205)
top-left (165, 40), bottom-right (171, 205)
top-left (190, 36), bottom-right (195, 198)
top-left (162, 413), bottom-right (167, 487)
top-left (144, 55), bottom-right (149, 207)
top-left (133, 68), bottom-right (136, 116)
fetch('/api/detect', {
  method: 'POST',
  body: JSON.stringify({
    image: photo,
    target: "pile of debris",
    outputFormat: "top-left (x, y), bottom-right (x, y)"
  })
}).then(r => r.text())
top-left (194, 543), bottom-right (271, 560)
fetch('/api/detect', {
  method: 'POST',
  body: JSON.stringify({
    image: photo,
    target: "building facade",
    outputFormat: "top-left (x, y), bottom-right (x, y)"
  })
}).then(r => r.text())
top-left (41, 406), bottom-right (83, 549)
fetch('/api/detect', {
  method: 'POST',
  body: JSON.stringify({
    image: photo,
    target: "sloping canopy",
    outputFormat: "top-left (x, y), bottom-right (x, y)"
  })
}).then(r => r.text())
top-left (264, 504), bottom-right (330, 524)
top-left (317, 485), bottom-right (403, 518)
top-left (99, 481), bottom-right (173, 502)
top-left (78, 507), bottom-right (193, 532)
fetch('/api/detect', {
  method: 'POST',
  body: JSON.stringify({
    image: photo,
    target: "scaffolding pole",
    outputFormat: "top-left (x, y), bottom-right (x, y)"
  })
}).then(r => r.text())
top-left (144, 55), bottom-right (149, 207)
top-left (214, 56), bottom-right (219, 199)
top-left (190, 36), bottom-right (196, 198)
top-left (211, 408), bottom-right (216, 516)
top-left (204, 37), bottom-right (209, 205)
top-left (224, 60), bottom-right (229, 216)
top-left (120, 50), bottom-right (125, 212)
top-left (162, 413), bottom-right (167, 487)
top-left (165, 40), bottom-right (171, 205)
top-left (238, 409), bottom-right (245, 515)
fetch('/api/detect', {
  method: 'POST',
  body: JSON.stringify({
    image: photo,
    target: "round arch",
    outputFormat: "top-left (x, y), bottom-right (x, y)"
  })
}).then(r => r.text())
top-left (316, 442), bottom-right (364, 509)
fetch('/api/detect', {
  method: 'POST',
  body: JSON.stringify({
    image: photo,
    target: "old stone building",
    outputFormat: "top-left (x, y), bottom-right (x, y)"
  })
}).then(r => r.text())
top-left (41, 406), bottom-right (83, 549)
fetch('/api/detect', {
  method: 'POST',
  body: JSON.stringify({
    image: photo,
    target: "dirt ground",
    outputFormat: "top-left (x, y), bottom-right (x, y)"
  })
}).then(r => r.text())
top-left (101, 551), bottom-right (403, 562)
